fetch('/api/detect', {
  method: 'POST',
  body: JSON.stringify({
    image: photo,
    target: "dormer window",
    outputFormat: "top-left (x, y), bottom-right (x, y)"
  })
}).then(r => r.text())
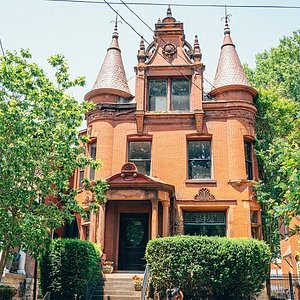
top-left (148, 78), bottom-right (190, 111)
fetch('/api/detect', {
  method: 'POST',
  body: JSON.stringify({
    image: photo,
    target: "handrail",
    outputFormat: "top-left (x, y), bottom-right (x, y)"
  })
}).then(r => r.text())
top-left (42, 291), bottom-right (51, 300)
top-left (85, 257), bottom-right (102, 300)
top-left (141, 265), bottom-right (149, 300)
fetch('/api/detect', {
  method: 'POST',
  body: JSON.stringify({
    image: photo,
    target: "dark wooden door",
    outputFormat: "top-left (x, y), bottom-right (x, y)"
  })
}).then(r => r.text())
top-left (118, 213), bottom-right (149, 270)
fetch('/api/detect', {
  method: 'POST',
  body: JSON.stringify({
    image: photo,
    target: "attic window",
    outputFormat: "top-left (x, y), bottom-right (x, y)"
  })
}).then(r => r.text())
top-left (148, 78), bottom-right (190, 111)
top-left (118, 97), bottom-right (131, 104)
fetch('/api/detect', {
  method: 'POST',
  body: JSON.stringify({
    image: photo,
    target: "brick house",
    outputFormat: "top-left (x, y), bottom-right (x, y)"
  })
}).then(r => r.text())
top-left (74, 8), bottom-right (260, 271)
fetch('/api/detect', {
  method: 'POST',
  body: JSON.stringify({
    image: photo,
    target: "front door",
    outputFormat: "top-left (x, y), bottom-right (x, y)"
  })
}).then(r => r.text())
top-left (118, 213), bottom-right (149, 270)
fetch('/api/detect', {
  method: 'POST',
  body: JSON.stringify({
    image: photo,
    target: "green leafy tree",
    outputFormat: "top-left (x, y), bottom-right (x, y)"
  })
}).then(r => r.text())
top-left (244, 30), bottom-right (300, 256)
top-left (0, 50), bottom-right (108, 278)
top-left (246, 30), bottom-right (300, 101)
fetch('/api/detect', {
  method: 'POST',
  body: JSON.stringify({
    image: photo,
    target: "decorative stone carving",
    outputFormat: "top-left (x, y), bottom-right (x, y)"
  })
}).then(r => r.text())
top-left (135, 111), bottom-right (145, 135)
top-left (120, 163), bottom-right (138, 181)
top-left (162, 42), bottom-right (177, 58)
top-left (194, 188), bottom-right (216, 201)
top-left (194, 109), bottom-right (205, 134)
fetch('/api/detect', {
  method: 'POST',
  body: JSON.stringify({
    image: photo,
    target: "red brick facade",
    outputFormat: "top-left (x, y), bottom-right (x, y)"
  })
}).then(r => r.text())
top-left (75, 9), bottom-right (261, 271)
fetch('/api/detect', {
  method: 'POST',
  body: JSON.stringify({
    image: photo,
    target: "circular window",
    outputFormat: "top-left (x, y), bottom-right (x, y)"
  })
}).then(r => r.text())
top-left (126, 220), bottom-right (144, 246)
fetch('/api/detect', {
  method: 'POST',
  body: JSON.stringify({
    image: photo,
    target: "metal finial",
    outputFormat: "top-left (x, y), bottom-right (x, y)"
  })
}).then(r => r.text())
top-left (167, 5), bottom-right (172, 16)
top-left (110, 13), bottom-right (122, 38)
top-left (221, 5), bottom-right (232, 34)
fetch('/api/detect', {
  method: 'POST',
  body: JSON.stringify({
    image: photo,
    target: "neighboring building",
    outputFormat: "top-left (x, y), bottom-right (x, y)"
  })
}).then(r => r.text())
top-left (279, 217), bottom-right (300, 275)
top-left (75, 8), bottom-right (260, 271)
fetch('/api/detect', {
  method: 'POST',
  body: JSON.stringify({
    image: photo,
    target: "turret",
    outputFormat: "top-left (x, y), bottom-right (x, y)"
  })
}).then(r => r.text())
top-left (85, 17), bottom-right (133, 104)
top-left (209, 14), bottom-right (256, 101)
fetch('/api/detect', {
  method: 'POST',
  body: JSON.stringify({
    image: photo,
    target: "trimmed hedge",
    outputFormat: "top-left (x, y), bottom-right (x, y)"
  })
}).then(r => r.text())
top-left (145, 236), bottom-right (270, 299)
top-left (40, 238), bottom-right (101, 300)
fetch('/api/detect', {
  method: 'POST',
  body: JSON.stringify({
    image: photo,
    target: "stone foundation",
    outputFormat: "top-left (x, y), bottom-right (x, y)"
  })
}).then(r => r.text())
top-left (1, 273), bottom-right (34, 300)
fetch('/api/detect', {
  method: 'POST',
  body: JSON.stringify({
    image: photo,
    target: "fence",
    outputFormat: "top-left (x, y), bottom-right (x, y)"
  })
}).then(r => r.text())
top-left (270, 273), bottom-right (300, 300)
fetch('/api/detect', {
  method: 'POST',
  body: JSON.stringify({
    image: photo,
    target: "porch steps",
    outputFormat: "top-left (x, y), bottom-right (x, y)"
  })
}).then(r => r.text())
top-left (90, 273), bottom-right (142, 300)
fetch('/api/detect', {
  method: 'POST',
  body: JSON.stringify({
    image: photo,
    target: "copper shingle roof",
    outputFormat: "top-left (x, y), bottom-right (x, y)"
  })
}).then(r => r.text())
top-left (86, 24), bottom-right (133, 100)
top-left (212, 22), bottom-right (250, 90)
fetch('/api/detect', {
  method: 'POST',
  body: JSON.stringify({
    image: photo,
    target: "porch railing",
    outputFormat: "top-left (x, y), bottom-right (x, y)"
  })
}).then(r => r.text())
top-left (141, 265), bottom-right (150, 300)
top-left (85, 258), bottom-right (102, 300)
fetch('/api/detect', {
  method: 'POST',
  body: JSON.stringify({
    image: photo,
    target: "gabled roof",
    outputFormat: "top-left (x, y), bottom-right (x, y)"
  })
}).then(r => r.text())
top-left (105, 163), bottom-right (174, 192)
top-left (85, 20), bottom-right (133, 101)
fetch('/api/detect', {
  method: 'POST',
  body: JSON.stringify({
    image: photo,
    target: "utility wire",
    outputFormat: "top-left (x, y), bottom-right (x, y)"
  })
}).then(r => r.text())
top-left (0, 37), bottom-right (4, 56)
top-left (46, 0), bottom-right (300, 9)
top-left (102, 0), bottom-right (204, 93)
top-left (119, 0), bottom-right (217, 90)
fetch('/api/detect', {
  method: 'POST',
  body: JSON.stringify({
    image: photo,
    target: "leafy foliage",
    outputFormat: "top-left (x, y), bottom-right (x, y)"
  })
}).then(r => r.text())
top-left (146, 236), bottom-right (270, 299)
top-left (244, 30), bottom-right (300, 252)
top-left (245, 30), bottom-right (300, 101)
top-left (0, 285), bottom-right (17, 300)
top-left (40, 238), bottom-right (101, 300)
top-left (0, 49), bottom-right (107, 276)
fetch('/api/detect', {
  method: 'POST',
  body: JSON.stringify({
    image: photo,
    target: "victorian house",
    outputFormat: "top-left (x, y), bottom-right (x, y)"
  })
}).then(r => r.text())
top-left (74, 8), bottom-right (260, 271)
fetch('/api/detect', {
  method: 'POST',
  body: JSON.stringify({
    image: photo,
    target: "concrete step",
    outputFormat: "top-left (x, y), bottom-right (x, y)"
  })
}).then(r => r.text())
top-left (91, 296), bottom-right (141, 300)
top-left (93, 289), bottom-right (138, 296)
top-left (90, 272), bottom-right (143, 300)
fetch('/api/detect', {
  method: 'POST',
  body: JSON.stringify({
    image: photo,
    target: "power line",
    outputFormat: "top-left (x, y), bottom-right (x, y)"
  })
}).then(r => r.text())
top-left (0, 37), bottom-right (4, 56)
top-left (46, 0), bottom-right (300, 9)
top-left (102, 0), bottom-right (204, 93)
top-left (118, 0), bottom-right (217, 90)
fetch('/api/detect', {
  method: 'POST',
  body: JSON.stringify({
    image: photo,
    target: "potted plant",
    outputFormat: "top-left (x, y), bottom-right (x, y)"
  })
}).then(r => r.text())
top-left (132, 275), bottom-right (143, 291)
top-left (102, 261), bottom-right (114, 274)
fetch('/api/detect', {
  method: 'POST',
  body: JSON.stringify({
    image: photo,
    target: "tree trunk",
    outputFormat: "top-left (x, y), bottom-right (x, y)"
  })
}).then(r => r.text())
top-left (0, 243), bottom-right (11, 282)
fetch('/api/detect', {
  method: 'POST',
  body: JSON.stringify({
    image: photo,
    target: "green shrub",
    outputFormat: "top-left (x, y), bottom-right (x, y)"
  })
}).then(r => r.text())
top-left (40, 238), bottom-right (101, 300)
top-left (145, 236), bottom-right (270, 299)
top-left (0, 285), bottom-right (17, 300)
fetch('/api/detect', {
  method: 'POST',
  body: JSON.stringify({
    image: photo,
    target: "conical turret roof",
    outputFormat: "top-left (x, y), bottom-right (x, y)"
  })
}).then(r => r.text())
top-left (85, 20), bottom-right (133, 101)
top-left (212, 17), bottom-right (251, 91)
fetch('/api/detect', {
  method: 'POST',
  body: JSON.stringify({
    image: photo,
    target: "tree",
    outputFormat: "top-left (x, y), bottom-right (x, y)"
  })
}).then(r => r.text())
top-left (0, 49), bottom-right (108, 278)
top-left (244, 30), bottom-right (300, 254)
top-left (246, 30), bottom-right (300, 101)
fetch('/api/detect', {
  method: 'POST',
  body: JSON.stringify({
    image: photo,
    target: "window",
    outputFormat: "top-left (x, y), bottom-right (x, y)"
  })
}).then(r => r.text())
top-left (148, 78), bottom-right (190, 111)
top-left (184, 212), bottom-right (226, 237)
top-left (188, 140), bottom-right (211, 179)
top-left (89, 142), bottom-right (97, 180)
top-left (250, 211), bottom-right (260, 239)
top-left (82, 211), bottom-right (90, 241)
top-left (244, 141), bottom-right (253, 180)
top-left (128, 141), bottom-right (151, 175)
top-left (78, 170), bottom-right (84, 188)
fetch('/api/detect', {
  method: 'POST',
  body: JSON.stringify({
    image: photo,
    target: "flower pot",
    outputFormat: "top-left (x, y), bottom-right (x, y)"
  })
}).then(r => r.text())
top-left (102, 265), bottom-right (113, 274)
top-left (134, 283), bottom-right (142, 291)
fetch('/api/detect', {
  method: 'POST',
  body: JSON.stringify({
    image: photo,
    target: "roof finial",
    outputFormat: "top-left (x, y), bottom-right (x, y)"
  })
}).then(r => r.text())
top-left (110, 13), bottom-right (122, 38)
top-left (167, 5), bottom-right (172, 17)
top-left (221, 5), bottom-right (232, 35)
top-left (193, 35), bottom-right (202, 62)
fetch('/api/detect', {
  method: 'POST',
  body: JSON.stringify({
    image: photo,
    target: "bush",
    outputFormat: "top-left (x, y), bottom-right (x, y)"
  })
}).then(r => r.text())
top-left (40, 238), bottom-right (101, 300)
top-left (0, 285), bottom-right (17, 300)
top-left (145, 236), bottom-right (270, 299)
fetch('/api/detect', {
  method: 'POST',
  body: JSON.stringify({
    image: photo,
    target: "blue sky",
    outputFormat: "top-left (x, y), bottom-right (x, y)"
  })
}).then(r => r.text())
top-left (1, 0), bottom-right (300, 105)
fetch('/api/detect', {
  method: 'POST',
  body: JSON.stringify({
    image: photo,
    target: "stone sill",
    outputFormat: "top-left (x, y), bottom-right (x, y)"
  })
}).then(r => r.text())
top-left (185, 179), bottom-right (217, 185)
top-left (228, 179), bottom-right (257, 187)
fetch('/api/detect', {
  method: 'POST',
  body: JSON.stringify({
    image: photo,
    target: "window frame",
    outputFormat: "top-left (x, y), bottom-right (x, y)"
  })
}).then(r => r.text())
top-left (244, 140), bottom-right (253, 180)
top-left (78, 169), bottom-right (84, 189)
top-left (187, 139), bottom-right (212, 180)
top-left (184, 211), bottom-right (227, 237)
top-left (127, 139), bottom-right (152, 175)
top-left (89, 141), bottom-right (97, 180)
top-left (148, 77), bottom-right (191, 112)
